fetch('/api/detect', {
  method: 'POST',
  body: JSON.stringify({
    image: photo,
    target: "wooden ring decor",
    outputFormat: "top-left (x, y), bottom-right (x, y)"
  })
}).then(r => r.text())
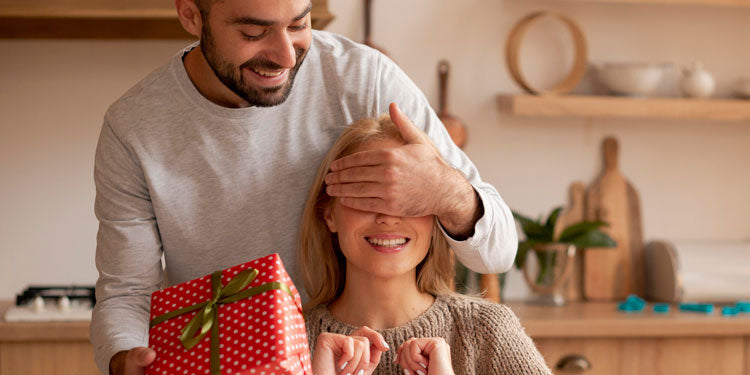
top-left (506, 11), bottom-right (588, 95)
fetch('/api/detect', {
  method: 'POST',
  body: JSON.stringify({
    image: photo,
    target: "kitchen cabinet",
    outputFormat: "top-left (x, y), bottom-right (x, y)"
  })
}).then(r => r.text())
top-left (498, 94), bottom-right (750, 122)
top-left (0, 0), bottom-right (334, 39)
top-left (0, 301), bottom-right (97, 375)
top-left (508, 301), bottom-right (750, 375)
top-left (4, 300), bottom-right (750, 374)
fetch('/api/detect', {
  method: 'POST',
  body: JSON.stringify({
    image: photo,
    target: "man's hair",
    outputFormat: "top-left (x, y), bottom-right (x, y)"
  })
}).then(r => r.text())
top-left (297, 115), bottom-right (456, 310)
top-left (194, 0), bottom-right (215, 19)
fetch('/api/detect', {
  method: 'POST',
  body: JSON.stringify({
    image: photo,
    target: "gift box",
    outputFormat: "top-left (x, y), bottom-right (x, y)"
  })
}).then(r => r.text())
top-left (146, 253), bottom-right (311, 375)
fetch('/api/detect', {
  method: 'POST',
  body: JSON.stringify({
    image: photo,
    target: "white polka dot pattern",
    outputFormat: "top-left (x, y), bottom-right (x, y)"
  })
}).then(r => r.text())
top-left (145, 254), bottom-right (312, 375)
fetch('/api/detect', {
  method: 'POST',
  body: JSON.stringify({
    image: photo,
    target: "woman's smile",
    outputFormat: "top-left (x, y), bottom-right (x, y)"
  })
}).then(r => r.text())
top-left (365, 235), bottom-right (411, 253)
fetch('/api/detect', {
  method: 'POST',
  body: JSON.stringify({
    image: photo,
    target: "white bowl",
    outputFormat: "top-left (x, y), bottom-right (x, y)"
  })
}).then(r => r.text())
top-left (593, 62), bottom-right (671, 97)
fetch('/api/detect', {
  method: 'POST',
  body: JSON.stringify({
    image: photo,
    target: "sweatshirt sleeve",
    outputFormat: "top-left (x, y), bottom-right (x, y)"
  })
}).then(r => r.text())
top-left (372, 52), bottom-right (518, 274)
top-left (90, 117), bottom-right (165, 373)
top-left (476, 304), bottom-right (552, 375)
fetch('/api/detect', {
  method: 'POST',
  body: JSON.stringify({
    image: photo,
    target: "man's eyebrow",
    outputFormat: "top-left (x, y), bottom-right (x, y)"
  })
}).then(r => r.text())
top-left (293, 3), bottom-right (313, 22)
top-left (229, 3), bottom-right (312, 26)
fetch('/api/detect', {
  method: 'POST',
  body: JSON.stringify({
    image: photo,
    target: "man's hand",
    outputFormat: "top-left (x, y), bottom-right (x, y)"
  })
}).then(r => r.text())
top-left (395, 337), bottom-right (454, 375)
top-left (312, 326), bottom-right (389, 375)
top-left (325, 102), bottom-right (481, 239)
top-left (109, 347), bottom-right (156, 375)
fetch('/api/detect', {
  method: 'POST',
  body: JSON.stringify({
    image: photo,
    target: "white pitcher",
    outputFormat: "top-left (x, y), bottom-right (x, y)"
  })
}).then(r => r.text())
top-left (681, 62), bottom-right (715, 99)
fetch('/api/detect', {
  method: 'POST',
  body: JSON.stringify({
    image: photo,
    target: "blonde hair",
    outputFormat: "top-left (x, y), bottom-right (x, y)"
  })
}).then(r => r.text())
top-left (298, 115), bottom-right (455, 310)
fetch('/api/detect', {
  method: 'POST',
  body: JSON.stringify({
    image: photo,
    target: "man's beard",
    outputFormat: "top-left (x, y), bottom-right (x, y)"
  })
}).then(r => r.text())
top-left (200, 25), bottom-right (308, 107)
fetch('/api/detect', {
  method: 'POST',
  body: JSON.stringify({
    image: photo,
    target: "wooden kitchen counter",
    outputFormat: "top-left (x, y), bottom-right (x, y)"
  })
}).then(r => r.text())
top-left (0, 300), bottom-right (98, 375)
top-left (507, 301), bottom-right (750, 338)
top-left (506, 301), bottom-right (750, 375)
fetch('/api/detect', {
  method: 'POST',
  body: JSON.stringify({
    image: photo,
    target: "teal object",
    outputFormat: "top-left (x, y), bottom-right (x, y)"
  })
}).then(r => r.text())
top-left (721, 306), bottom-right (739, 316)
top-left (653, 303), bottom-right (670, 313)
top-left (736, 301), bottom-right (750, 313)
top-left (679, 303), bottom-right (714, 314)
top-left (618, 294), bottom-right (646, 312)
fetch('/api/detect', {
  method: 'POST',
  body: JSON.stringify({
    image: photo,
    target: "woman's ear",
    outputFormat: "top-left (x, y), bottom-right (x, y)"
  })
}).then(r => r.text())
top-left (323, 205), bottom-right (337, 233)
top-left (174, 0), bottom-right (204, 38)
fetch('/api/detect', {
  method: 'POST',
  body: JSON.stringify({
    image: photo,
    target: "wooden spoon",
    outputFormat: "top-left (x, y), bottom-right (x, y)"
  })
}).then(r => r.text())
top-left (438, 60), bottom-right (467, 148)
top-left (364, 0), bottom-right (389, 56)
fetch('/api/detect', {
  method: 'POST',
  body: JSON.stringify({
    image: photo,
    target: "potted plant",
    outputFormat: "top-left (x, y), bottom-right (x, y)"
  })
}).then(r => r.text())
top-left (512, 207), bottom-right (617, 306)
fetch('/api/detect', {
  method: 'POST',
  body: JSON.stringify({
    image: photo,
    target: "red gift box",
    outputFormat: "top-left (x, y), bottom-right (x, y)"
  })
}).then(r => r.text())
top-left (146, 253), bottom-right (312, 375)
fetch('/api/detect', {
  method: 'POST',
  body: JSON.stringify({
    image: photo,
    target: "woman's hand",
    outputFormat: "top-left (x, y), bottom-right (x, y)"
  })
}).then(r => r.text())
top-left (396, 338), bottom-right (454, 375)
top-left (312, 326), bottom-right (389, 375)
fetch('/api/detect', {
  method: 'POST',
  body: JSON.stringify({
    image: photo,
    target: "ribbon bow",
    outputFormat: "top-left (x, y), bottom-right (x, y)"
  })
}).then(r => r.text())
top-left (150, 268), bottom-right (296, 375)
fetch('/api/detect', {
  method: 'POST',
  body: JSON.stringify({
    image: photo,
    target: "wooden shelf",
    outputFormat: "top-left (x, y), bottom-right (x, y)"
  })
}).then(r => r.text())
top-left (498, 94), bottom-right (750, 122)
top-left (0, 0), bottom-right (334, 39)
top-left (548, 0), bottom-right (750, 7)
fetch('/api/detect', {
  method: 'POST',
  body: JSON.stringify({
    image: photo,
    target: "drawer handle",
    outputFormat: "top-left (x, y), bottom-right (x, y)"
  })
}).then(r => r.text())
top-left (555, 354), bottom-right (592, 374)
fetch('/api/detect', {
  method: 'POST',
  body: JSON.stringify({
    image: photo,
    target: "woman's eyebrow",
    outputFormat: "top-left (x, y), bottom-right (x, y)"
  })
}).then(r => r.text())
top-left (229, 3), bottom-right (312, 26)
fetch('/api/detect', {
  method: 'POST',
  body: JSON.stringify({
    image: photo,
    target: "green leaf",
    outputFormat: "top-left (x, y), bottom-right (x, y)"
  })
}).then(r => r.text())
top-left (567, 230), bottom-right (617, 249)
top-left (544, 207), bottom-right (563, 231)
top-left (512, 211), bottom-right (552, 241)
top-left (558, 221), bottom-right (609, 243)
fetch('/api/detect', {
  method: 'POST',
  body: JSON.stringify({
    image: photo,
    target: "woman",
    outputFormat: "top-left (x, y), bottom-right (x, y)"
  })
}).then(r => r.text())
top-left (300, 115), bottom-right (551, 375)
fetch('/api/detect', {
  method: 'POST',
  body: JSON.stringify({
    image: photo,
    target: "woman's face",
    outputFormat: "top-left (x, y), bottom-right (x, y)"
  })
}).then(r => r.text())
top-left (323, 138), bottom-right (434, 280)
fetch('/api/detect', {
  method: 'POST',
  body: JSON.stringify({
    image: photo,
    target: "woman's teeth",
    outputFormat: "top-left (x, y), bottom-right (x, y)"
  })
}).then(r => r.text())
top-left (252, 68), bottom-right (283, 77)
top-left (367, 237), bottom-right (408, 247)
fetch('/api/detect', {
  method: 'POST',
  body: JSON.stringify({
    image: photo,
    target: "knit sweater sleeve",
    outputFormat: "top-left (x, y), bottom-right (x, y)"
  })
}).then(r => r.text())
top-left (304, 306), bottom-right (326, 357)
top-left (473, 303), bottom-right (552, 375)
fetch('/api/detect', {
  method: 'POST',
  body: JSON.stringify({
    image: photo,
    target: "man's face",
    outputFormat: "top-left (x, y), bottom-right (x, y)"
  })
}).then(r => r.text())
top-left (199, 0), bottom-right (313, 107)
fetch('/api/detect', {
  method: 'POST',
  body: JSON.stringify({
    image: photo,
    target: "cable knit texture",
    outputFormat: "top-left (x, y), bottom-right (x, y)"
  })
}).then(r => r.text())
top-left (304, 294), bottom-right (552, 375)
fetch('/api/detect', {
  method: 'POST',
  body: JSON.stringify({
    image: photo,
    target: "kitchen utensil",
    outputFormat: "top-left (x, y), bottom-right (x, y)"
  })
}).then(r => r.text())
top-left (437, 60), bottom-right (467, 148)
top-left (506, 11), bottom-right (587, 95)
top-left (363, 0), bottom-right (388, 56)
top-left (553, 182), bottom-right (586, 301)
top-left (627, 177), bottom-right (645, 296)
top-left (584, 137), bottom-right (644, 301)
top-left (645, 240), bottom-right (683, 302)
top-left (592, 62), bottom-right (671, 97)
top-left (681, 61), bottom-right (715, 98)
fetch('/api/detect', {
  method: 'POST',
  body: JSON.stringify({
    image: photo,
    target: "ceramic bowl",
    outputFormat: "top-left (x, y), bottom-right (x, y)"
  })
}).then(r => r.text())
top-left (593, 62), bottom-right (671, 97)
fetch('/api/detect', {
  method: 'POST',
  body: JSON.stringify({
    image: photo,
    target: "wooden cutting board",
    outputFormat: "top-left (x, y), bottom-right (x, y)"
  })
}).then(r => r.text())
top-left (584, 137), bottom-right (644, 301)
top-left (553, 182), bottom-right (586, 301)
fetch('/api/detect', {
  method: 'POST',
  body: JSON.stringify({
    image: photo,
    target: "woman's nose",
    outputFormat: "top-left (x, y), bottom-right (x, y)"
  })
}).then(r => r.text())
top-left (375, 213), bottom-right (402, 226)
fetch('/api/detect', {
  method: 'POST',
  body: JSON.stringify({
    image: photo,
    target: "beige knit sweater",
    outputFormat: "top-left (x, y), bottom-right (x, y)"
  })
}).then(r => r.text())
top-left (304, 294), bottom-right (552, 375)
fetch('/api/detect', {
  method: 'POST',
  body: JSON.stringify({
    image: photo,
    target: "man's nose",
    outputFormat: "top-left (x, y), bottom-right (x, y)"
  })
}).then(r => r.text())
top-left (267, 31), bottom-right (297, 69)
top-left (375, 213), bottom-right (402, 226)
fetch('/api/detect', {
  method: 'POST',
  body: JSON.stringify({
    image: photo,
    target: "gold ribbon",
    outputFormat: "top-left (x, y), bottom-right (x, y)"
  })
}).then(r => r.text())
top-left (149, 268), bottom-right (296, 375)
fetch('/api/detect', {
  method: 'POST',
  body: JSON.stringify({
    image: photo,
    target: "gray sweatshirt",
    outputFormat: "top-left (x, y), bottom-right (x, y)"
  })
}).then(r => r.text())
top-left (91, 30), bottom-right (518, 373)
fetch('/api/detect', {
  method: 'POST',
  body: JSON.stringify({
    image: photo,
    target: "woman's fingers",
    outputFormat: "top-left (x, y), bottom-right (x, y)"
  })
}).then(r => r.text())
top-left (397, 338), bottom-right (452, 375)
top-left (352, 326), bottom-right (390, 352)
top-left (351, 325), bottom-right (389, 368)
top-left (340, 336), bottom-right (367, 375)
top-left (397, 339), bottom-right (427, 375)
top-left (334, 334), bottom-right (356, 371)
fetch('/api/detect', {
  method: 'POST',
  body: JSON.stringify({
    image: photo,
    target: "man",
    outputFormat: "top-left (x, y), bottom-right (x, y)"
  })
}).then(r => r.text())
top-left (92, 0), bottom-right (518, 373)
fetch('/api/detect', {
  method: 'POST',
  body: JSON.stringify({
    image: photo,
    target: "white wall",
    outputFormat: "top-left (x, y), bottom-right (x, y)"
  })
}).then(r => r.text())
top-left (1, 0), bottom-right (748, 300)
